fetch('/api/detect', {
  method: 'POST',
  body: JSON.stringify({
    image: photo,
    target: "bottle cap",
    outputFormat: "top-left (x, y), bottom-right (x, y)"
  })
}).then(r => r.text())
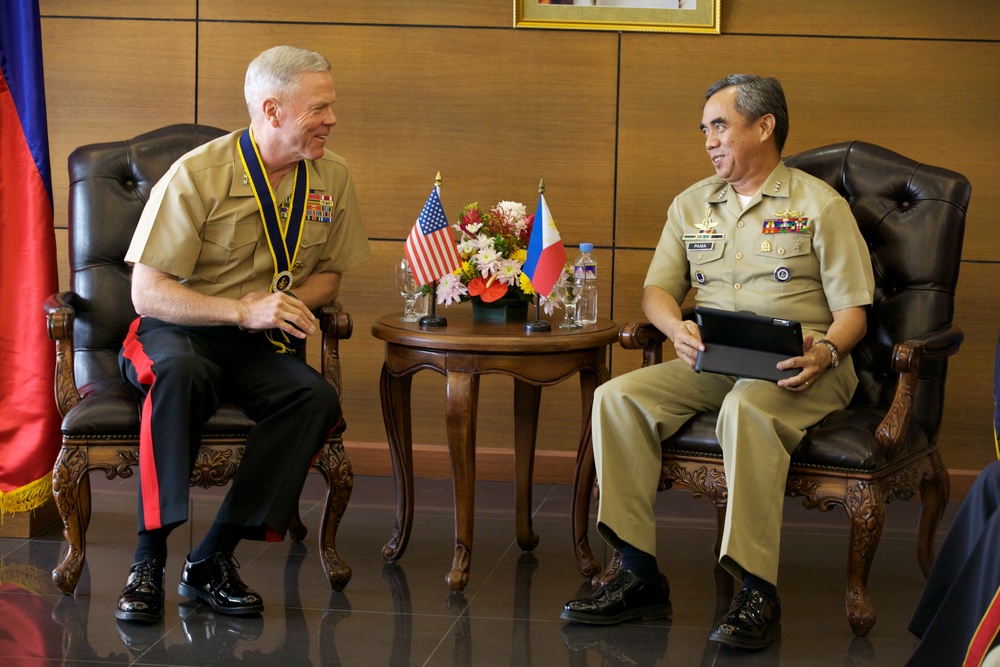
top-left (579, 243), bottom-right (594, 253)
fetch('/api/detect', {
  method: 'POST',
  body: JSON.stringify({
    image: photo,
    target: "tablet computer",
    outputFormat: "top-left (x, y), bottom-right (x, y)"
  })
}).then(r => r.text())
top-left (693, 306), bottom-right (804, 382)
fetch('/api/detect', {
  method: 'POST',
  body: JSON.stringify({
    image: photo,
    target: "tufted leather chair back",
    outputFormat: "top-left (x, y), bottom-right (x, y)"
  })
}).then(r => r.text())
top-left (66, 123), bottom-right (228, 397)
top-left (785, 142), bottom-right (971, 445)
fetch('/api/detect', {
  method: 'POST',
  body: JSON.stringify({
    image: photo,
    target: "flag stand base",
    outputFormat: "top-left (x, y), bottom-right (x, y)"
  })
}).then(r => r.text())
top-left (419, 314), bottom-right (447, 328)
top-left (0, 496), bottom-right (60, 538)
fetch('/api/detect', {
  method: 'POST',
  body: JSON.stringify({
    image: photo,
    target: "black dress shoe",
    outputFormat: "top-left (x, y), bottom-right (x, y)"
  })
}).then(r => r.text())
top-left (709, 586), bottom-right (781, 649)
top-left (178, 552), bottom-right (264, 616)
top-left (561, 568), bottom-right (672, 625)
top-left (116, 557), bottom-right (165, 623)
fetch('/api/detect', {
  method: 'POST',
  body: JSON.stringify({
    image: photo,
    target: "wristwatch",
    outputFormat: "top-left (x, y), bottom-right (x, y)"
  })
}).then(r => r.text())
top-left (817, 339), bottom-right (840, 369)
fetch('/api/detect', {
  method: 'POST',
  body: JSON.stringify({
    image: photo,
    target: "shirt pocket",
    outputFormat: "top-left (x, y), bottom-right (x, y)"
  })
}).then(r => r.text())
top-left (751, 232), bottom-right (818, 294)
top-left (686, 239), bottom-right (726, 295)
top-left (197, 219), bottom-right (259, 284)
top-left (292, 220), bottom-right (332, 268)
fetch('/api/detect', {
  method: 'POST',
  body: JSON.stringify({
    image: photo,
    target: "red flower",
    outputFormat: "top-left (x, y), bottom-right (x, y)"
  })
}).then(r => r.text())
top-left (467, 275), bottom-right (508, 302)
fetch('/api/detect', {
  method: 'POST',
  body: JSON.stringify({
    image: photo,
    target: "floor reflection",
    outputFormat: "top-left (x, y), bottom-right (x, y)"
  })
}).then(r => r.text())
top-left (0, 475), bottom-right (932, 665)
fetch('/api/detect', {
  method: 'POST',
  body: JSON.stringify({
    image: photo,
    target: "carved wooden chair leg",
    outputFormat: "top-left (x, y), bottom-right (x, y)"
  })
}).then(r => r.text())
top-left (592, 549), bottom-right (622, 589)
top-left (51, 447), bottom-right (88, 595)
top-left (316, 440), bottom-right (353, 590)
top-left (844, 480), bottom-right (885, 637)
top-left (916, 451), bottom-right (950, 577)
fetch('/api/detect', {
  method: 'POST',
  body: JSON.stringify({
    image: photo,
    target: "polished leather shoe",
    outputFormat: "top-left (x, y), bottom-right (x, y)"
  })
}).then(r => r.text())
top-left (178, 552), bottom-right (264, 616)
top-left (116, 557), bottom-right (165, 623)
top-left (709, 586), bottom-right (781, 649)
top-left (561, 567), bottom-right (672, 625)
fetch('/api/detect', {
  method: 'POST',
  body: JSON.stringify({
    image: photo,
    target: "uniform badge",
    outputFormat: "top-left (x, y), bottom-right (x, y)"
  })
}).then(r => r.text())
top-left (773, 266), bottom-right (791, 283)
top-left (695, 270), bottom-right (707, 285)
top-left (761, 240), bottom-right (772, 253)
top-left (762, 209), bottom-right (809, 234)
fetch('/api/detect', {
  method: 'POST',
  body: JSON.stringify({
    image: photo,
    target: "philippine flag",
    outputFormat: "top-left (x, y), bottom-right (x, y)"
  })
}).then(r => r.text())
top-left (0, 0), bottom-right (62, 514)
top-left (522, 193), bottom-right (567, 298)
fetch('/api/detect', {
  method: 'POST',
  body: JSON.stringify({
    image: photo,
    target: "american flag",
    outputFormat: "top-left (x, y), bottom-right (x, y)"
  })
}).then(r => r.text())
top-left (405, 186), bottom-right (462, 287)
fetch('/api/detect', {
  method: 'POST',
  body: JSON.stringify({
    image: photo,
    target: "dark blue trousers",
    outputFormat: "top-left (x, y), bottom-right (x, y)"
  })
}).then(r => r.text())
top-left (907, 461), bottom-right (1000, 666)
top-left (119, 317), bottom-right (341, 540)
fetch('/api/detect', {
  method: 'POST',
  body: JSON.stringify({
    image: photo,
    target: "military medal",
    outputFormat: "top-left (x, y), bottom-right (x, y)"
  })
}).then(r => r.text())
top-left (238, 127), bottom-right (309, 353)
top-left (271, 270), bottom-right (294, 292)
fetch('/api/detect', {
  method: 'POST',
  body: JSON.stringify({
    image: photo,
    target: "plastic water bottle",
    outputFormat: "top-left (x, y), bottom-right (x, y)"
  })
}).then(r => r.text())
top-left (573, 243), bottom-right (598, 324)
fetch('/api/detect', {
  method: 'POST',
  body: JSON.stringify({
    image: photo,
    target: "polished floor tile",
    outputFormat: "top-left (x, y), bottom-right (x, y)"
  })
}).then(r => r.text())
top-left (0, 472), bottom-right (950, 665)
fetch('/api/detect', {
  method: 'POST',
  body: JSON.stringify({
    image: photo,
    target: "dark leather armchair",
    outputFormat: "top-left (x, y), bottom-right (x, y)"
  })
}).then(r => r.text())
top-left (572, 141), bottom-right (971, 637)
top-left (44, 124), bottom-right (354, 595)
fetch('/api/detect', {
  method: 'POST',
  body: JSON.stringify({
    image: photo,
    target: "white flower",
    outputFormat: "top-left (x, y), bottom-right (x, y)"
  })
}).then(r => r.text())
top-left (474, 246), bottom-right (502, 277)
top-left (437, 273), bottom-right (468, 306)
top-left (496, 200), bottom-right (527, 221)
top-left (495, 258), bottom-right (522, 286)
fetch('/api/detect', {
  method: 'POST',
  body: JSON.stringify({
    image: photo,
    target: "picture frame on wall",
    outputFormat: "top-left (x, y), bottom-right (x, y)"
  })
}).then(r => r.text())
top-left (514, 0), bottom-right (721, 34)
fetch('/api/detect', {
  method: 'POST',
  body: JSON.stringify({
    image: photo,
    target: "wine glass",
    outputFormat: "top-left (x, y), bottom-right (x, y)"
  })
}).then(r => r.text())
top-left (555, 269), bottom-right (583, 329)
top-left (395, 257), bottom-right (422, 322)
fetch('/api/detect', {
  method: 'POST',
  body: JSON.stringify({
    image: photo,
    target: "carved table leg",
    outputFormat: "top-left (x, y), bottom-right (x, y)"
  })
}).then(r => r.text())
top-left (572, 367), bottom-right (602, 577)
top-left (316, 440), bottom-right (353, 590)
top-left (381, 365), bottom-right (414, 562)
top-left (51, 445), bottom-right (88, 595)
top-left (513, 380), bottom-right (542, 551)
top-left (445, 369), bottom-right (479, 591)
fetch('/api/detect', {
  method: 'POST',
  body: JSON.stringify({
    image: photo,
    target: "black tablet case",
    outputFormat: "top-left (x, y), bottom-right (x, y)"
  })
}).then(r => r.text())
top-left (693, 306), bottom-right (803, 382)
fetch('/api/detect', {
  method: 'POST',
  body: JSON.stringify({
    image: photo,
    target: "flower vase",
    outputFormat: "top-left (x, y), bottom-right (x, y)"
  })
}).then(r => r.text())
top-left (471, 296), bottom-right (529, 323)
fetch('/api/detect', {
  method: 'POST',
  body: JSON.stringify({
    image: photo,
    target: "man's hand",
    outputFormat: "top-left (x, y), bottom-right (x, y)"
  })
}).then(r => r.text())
top-left (669, 319), bottom-right (705, 369)
top-left (776, 335), bottom-right (830, 392)
top-left (237, 291), bottom-right (317, 339)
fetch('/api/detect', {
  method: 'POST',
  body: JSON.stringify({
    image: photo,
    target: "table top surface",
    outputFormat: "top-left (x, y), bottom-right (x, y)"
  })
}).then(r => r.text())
top-left (371, 310), bottom-right (619, 353)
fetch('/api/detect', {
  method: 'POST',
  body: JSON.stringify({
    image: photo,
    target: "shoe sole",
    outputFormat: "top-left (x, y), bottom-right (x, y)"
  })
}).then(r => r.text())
top-left (177, 582), bottom-right (264, 616)
top-left (115, 608), bottom-right (163, 624)
top-left (560, 601), bottom-right (673, 625)
top-left (708, 623), bottom-right (781, 650)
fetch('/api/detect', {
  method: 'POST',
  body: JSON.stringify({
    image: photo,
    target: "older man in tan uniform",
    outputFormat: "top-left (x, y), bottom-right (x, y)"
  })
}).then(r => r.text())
top-left (562, 74), bottom-right (874, 650)
top-left (114, 45), bottom-right (371, 625)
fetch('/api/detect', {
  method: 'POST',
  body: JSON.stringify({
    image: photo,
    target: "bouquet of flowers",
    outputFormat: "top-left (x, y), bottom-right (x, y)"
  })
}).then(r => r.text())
top-left (435, 200), bottom-right (564, 314)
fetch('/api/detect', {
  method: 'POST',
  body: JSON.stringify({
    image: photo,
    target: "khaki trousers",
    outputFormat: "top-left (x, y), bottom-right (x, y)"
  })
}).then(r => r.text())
top-left (593, 357), bottom-right (857, 584)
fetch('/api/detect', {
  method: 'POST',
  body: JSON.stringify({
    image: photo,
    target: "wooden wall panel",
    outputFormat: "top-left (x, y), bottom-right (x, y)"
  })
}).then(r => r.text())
top-left (41, 19), bottom-right (196, 231)
top-left (40, 0), bottom-right (194, 19)
top-left (616, 33), bottom-right (997, 261)
top-left (37, 2), bottom-right (999, 477)
top-left (200, 0), bottom-right (508, 27)
top-left (941, 262), bottom-right (1000, 471)
top-left (195, 23), bottom-right (619, 247)
top-left (724, 0), bottom-right (1000, 41)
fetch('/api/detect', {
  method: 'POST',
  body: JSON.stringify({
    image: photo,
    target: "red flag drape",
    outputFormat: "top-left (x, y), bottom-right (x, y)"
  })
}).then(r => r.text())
top-left (0, 1), bottom-right (62, 514)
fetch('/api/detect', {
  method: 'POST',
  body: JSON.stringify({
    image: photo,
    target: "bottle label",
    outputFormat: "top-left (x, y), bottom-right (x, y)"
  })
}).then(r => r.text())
top-left (574, 265), bottom-right (597, 280)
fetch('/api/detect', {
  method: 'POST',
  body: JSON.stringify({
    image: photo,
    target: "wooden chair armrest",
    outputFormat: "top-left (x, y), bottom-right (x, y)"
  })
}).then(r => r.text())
top-left (876, 324), bottom-right (964, 459)
top-left (619, 321), bottom-right (668, 367)
top-left (318, 302), bottom-right (353, 399)
top-left (43, 291), bottom-right (81, 417)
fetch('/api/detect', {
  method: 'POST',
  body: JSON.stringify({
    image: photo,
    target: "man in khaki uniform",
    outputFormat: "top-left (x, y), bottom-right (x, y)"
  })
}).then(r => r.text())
top-left (115, 45), bottom-right (371, 624)
top-left (562, 74), bottom-right (874, 650)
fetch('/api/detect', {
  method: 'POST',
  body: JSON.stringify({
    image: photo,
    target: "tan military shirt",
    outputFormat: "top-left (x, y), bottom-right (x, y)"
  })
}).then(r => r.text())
top-left (126, 129), bottom-right (372, 298)
top-left (645, 161), bottom-right (874, 334)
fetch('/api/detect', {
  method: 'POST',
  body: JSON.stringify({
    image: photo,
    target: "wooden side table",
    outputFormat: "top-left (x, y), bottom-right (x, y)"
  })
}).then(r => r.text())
top-left (372, 311), bottom-right (618, 590)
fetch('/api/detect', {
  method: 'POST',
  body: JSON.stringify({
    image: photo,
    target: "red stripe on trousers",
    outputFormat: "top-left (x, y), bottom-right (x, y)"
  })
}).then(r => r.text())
top-left (120, 318), bottom-right (164, 530)
top-left (965, 585), bottom-right (1000, 667)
